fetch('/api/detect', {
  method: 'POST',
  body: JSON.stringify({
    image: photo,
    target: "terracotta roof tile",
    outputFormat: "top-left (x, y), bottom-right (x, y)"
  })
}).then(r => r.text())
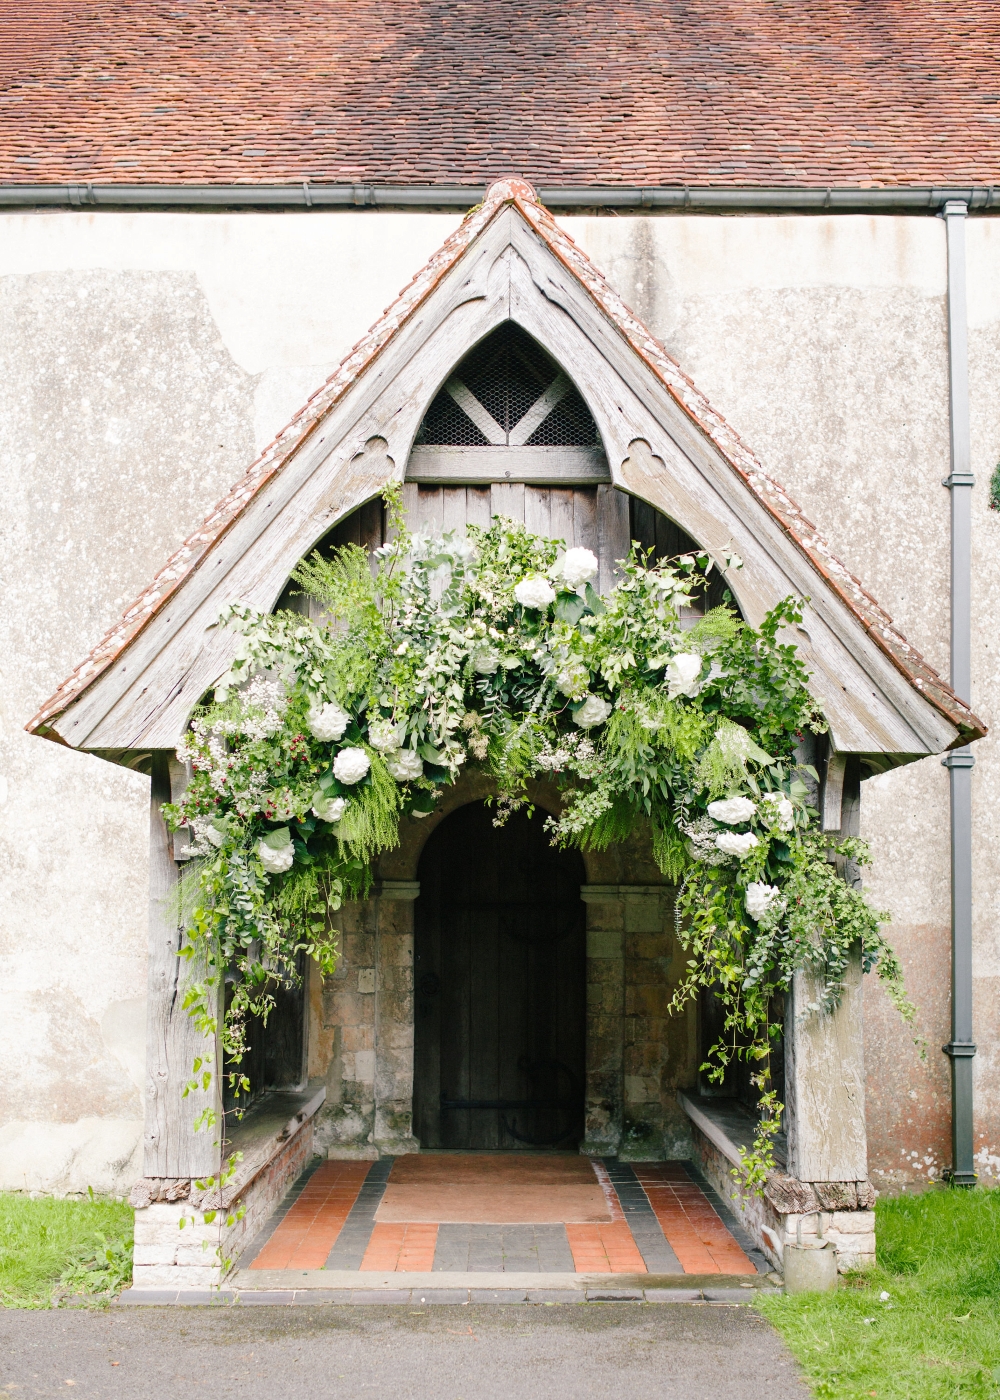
top-left (26, 178), bottom-right (985, 749)
top-left (1, 2), bottom-right (999, 187)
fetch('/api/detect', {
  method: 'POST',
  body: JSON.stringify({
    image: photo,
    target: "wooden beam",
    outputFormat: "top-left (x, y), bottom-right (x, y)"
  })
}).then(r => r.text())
top-left (143, 753), bottom-right (221, 1178)
top-left (406, 445), bottom-right (610, 485)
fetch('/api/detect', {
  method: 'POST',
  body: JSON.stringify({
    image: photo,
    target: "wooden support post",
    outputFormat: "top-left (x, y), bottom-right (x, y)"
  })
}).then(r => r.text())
top-left (785, 954), bottom-right (868, 1183)
top-left (143, 752), bottom-right (221, 1179)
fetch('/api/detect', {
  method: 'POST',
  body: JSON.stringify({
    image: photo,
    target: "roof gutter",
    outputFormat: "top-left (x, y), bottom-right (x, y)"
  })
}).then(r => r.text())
top-left (1, 182), bottom-right (999, 213)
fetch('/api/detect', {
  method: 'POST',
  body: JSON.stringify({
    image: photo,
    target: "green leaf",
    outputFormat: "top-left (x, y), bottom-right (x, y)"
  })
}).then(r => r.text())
top-left (554, 591), bottom-right (587, 625)
top-left (262, 827), bottom-right (292, 849)
top-left (584, 582), bottom-right (605, 614)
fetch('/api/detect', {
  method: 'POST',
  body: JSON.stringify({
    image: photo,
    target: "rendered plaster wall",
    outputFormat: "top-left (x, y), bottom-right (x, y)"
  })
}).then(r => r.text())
top-left (3, 207), bottom-right (998, 1192)
top-left (565, 213), bottom-right (1000, 1188)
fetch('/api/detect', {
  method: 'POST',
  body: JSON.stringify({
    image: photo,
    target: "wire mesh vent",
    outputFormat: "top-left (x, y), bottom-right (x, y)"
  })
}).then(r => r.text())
top-left (415, 322), bottom-right (601, 448)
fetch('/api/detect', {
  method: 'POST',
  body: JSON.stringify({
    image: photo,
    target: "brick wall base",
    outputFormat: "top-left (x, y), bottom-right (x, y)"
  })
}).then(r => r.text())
top-left (691, 1121), bottom-right (876, 1274)
top-left (131, 1119), bottom-right (314, 1291)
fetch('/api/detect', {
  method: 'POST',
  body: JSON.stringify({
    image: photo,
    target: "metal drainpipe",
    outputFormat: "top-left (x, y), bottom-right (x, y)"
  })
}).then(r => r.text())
top-left (941, 199), bottom-right (978, 1187)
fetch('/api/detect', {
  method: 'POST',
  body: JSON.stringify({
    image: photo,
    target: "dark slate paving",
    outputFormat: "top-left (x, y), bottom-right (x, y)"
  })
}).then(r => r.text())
top-left (433, 1223), bottom-right (576, 1273)
top-left (599, 1160), bottom-right (685, 1274)
top-left (324, 1157), bottom-right (394, 1269)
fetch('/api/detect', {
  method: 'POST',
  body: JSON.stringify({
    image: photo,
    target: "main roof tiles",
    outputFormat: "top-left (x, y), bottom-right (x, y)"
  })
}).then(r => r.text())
top-left (1, 1), bottom-right (999, 187)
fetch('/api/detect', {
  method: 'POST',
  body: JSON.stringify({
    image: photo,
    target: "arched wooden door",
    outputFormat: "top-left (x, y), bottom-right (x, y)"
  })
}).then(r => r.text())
top-left (413, 802), bottom-right (586, 1150)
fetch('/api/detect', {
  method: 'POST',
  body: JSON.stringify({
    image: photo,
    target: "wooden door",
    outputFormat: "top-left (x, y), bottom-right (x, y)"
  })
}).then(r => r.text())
top-left (413, 802), bottom-right (586, 1150)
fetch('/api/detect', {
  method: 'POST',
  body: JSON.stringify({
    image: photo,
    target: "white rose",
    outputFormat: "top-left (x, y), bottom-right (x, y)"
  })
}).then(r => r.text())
top-left (312, 794), bottom-right (348, 822)
top-left (664, 652), bottom-right (704, 698)
top-left (558, 547), bottom-right (599, 590)
top-left (715, 831), bottom-right (759, 858)
top-left (573, 693), bottom-right (612, 729)
top-left (707, 796), bottom-right (757, 825)
top-left (514, 575), bottom-right (556, 610)
top-left (761, 791), bottom-right (795, 832)
top-left (333, 747), bottom-right (371, 785)
top-left (386, 749), bottom-right (424, 782)
top-left (258, 836), bottom-right (294, 874)
top-left (306, 701), bottom-right (350, 742)
top-left (368, 718), bottom-right (404, 753)
top-left (745, 882), bottom-right (784, 921)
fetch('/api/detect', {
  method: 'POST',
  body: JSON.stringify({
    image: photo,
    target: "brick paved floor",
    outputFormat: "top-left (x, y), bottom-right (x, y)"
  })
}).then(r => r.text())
top-left (243, 1155), bottom-right (756, 1276)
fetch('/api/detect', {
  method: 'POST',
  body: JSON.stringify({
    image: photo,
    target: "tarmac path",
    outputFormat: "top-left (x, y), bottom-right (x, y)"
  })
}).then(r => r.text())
top-left (0, 1302), bottom-right (809, 1400)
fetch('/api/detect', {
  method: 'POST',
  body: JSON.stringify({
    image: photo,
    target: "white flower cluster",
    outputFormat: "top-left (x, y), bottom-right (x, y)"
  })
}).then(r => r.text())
top-left (333, 747), bottom-right (371, 785)
top-left (573, 693), bottom-right (612, 729)
top-left (312, 794), bottom-right (348, 823)
top-left (258, 830), bottom-right (294, 875)
top-left (514, 575), bottom-right (556, 610)
top-left (368, 718), bottom-right (404, 753)
top-left (556, 547), bottom-right (599, 590)
top-left (386, 748), bottom-right (424, 782)
top-left (707, 796), bottom-right (756, 825)
top-left (715, 830), bottom-right (759, 858)
top-left (760, 791), bottom-right (795, 832)
top-left (239, 676), bottom-right (288, 741)
top-left (681, 816), bottom-right (731, 867)
top-left (745, 882), bottom-right (784, 921)
top-left (306, 701), bottom-right (350, 742)
top-left (536, 732), bottom-right (600, 776)
top-left (555, 662), bottom-right (590, 700)
top-left (664, 652), bottom-right (704, 699)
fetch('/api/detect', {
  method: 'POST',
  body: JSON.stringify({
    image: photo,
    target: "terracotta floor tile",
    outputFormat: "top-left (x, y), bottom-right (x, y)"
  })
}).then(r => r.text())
top-left (361, 1221), bottom-right (439, 1271)
top-left (565, 1222), bottom-right (646, 1274)
top-left (250, 1161), bottom-right (371, 1270)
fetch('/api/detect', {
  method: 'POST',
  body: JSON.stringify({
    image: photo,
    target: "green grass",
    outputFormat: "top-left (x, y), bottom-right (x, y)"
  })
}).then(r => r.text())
top-left (758, 1187), bottom-right (1000, 1399)
top-left (0, 1192), bottom-right (134, 1308)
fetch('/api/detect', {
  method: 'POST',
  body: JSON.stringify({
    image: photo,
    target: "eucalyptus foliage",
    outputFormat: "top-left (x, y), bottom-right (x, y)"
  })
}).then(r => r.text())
top-left (164, 490), bottom-right (913, 1185)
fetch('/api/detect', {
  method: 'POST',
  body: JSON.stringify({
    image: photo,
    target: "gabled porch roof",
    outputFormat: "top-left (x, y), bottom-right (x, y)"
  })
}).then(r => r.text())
top-left (26, 178), bottom-right (985, 764)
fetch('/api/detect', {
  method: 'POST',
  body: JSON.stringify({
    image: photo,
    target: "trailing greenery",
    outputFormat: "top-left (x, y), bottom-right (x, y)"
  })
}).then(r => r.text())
top-left (0, 1192), bottom-right (133, 1308)
top-left (758, 1187), bottom-right (1000, 1400)
top-left (164, 487), bottom-right (913, 1182)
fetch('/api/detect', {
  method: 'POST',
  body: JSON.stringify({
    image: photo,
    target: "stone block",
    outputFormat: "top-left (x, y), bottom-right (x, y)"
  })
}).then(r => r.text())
top-left (132, 1242), bottom-right (179, 1266)
top-left (132, 1264), bottom-right (224, 1289)
top-left (829, 1210), bottom-right (876, 1235)
top-left (176, 1244), bottom-right (222, 1267)
top-left (623, 895), bottom-right (662, 933)
top-left (354, 1050), bottom-right (376, 1083)
top-left (341, 1024), bottom-right (375, 1052)
top-left (587, 929), bottom-right (623, 958)
top-left (357, 968), bottom-right (376, 994)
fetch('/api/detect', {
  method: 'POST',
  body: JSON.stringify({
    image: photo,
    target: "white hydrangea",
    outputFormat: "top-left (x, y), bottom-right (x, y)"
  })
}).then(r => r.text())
top-left (471, 645), bottom-right (501, 675)
top-left (333, 747), bottom-right (371, 785)
top-left (556, 663), bottom-right (590, 699)
top-left (665, 652), bottom-right (704, 698)
top-left (514, 575), bottom-right (556, 609)
top-left (306, 701), bottom-right (350, 742)
top-left (707, 796), bottom-right (757, 825)
top-left (258, 835), bottom-right (295, 874)
top-left (312, 794), bottom-right (348, 822)
top-left (745, 882), bottom-right (784, 921)
top-left (386, 749), bottom-right (424, 782)
top-left (573, 693), bottom-right (612, 729)
top-left (367, 718), bottom-right (404, 753)
top-left (760, 791), bottom-right (795, 832)
top-left (557, 547), bottom-right (599, 590)
top-left (715, 831), bottom-right (759, 858)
